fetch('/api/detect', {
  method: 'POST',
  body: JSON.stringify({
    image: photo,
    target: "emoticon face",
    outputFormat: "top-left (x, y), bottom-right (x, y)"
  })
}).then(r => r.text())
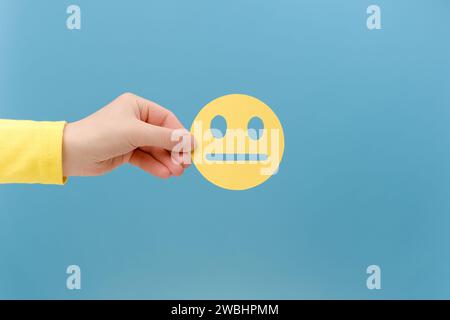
top-left (191, 94), bottom-right (284, 190)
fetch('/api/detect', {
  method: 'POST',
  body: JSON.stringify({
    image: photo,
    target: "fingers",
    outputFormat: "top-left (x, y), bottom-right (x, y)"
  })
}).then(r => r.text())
top-left (132, 122), bottom-right (179, 150)
top-left (131, 121), bottom-right (195, 152)
top-left (129, 149), bottom-right (171, 179)
top-left (140, 146), bottom-right (185, 176)
top-left (129, 93), bottom-right (185, 129)
top-left (121, 93), bottom-right (195, 177)
top-left (171, 151), bottom-right (192, 169)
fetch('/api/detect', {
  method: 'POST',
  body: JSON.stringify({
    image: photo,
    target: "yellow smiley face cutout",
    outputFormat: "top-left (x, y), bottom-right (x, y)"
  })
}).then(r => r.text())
top-left (191, 94), bottom-right (285, 190)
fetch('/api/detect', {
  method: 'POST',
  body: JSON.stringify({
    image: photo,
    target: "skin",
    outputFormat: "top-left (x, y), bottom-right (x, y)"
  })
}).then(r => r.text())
top-left (62, 93), bottom-right (194, 178)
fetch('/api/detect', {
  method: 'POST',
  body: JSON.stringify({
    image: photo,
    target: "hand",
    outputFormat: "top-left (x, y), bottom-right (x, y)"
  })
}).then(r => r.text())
top-left (62, 93), bottom-right (194, 178)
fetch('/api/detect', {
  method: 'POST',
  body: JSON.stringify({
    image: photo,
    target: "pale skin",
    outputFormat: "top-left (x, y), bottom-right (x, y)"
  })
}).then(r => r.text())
top-left (62, 93), bottom-right (195, 178)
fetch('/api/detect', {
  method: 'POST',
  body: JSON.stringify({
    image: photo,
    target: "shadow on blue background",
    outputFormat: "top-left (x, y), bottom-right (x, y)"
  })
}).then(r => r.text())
top-left (1, 0), bottom-right (450, 299)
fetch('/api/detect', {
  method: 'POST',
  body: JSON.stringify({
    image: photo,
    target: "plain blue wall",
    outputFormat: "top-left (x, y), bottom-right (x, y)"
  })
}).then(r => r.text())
top-left (1, 0), bottom-right (450, 299)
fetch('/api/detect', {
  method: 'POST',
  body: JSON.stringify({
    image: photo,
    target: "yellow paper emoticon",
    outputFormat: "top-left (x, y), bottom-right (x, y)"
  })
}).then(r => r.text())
top-left (191, 94), bottom-right (285, 190)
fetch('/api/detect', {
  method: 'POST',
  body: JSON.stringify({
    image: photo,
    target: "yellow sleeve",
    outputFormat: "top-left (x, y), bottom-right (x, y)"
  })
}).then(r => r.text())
top-left (0, 120), bottom-right (67, 185)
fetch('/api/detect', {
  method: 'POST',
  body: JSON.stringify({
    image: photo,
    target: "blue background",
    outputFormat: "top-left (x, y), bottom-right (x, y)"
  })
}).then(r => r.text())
top-left (1, 0), bottom-right (450, 299)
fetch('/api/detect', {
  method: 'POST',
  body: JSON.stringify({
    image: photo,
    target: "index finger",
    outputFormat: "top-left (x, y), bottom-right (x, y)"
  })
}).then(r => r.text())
top-left (133, 94), bottom-right (185, 129)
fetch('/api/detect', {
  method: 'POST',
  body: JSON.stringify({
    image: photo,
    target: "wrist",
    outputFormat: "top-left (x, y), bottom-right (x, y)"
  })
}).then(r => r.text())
top-left (62, 122), bottom-right (78, 177)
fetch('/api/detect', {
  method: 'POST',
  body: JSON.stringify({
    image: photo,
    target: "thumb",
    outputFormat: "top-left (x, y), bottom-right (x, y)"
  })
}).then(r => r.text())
top-left (132, 121), bottom-right (194, 151)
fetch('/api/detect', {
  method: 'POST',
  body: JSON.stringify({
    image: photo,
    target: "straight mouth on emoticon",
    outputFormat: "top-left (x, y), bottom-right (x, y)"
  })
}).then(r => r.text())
top-left (205, 153), bottom-right (269, 162)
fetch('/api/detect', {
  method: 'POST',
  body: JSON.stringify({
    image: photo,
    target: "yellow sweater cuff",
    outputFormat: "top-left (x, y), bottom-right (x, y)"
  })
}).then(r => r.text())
top-left (0, 120), bottom-right (67, 185)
